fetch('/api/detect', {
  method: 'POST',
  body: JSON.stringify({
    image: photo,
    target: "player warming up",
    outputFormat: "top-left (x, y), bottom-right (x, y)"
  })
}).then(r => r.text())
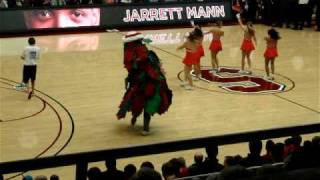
top-left (116, 32), bottom-right (172, 135)
top-left (16, 37), bottom-right (41, 99)
top-left (264, 28), bottom-right (281, 80)
top-left (236, 13), bottom-right (257, 74)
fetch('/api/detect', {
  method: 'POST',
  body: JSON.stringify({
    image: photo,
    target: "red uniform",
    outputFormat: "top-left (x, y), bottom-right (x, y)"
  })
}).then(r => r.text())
top-left (209, 39), bottom-right (222, 52)
top-left (241, 39), bottom-right (255, 52)
top-left (195, 45), bottom-right (204, 64)
top-left (183, 49), bottom-right (198, 65)
top-left (198, 44), bottom-right (204, 57)
top-left (264, 47), bottom-right (278, 58)
top-left (264, 38), bottom-right (278, 58)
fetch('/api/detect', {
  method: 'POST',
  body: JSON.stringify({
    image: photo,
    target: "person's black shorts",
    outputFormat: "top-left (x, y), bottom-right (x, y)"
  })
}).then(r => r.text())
top-left (23, 65), bottom-right (37, 83)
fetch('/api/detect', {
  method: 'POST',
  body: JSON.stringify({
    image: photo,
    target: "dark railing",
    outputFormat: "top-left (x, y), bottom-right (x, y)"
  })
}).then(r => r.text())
top-left (1, 122), bottom-right (319, 180)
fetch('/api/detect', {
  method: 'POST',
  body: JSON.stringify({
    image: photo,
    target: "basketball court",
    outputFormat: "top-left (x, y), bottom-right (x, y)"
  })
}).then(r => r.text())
top-left (0, 25), bottom-right (319, 179)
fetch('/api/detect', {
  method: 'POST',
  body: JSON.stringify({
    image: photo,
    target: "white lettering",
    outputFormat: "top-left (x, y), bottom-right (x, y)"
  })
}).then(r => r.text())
top-left (186, 7), bottom-right (198, 19)
top-left (140, 9), bottom-right (150, 21)
top-left (131, 9), bottom-right (141, 22)
top-left (149, 9), bottom-right (159, 21)
top-left (186, 5), bottom-right (226, 19)
top-left (216, 6), bottom-right (225, 17)
top-left (123, 7), bottom-right (184, 22)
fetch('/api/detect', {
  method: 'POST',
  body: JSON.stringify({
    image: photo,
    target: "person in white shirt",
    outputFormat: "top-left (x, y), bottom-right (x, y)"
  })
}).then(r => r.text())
top-left (17, 37), bottom-right (41, 99)
top-left (0, 0), bottom-right (8, 8)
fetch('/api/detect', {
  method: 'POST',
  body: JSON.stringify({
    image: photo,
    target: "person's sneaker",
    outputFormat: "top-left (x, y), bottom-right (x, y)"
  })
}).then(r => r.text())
top-left (264, 76), bottom-right (274, 80)
top-left (184, 84), bottom-right (193, 90)
top-left (180, 81), bottom-right (188, 87)
top-left (141, 130), bottom-right (151, 136)
top-left (14, 83), bottom-right (26, 91)
top-left (209, 68), bottom-right (219, 74)
top-left (238, 70), bottom-right (246, 74)
top-left (27, 91), bottom-right (34, 100)
top-left (192, 76), bottom-right (200, 81)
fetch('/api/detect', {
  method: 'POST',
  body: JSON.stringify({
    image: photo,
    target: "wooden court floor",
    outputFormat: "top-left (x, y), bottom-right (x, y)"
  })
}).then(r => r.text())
top-left (0, 25), bottom-right (319, 179)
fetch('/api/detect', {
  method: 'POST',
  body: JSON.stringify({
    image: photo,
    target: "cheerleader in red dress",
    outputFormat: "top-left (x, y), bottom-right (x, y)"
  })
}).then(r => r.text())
top-left (236, 14), bottom-right (257, 74)
top-left (193, 26), bottom-right (204, 80)
top-left (264, 28), bottom-right (281, 80)
top-left (177, 31), bottom-right (200, 90)
top-left (206, 21), bottom-right (224, 73)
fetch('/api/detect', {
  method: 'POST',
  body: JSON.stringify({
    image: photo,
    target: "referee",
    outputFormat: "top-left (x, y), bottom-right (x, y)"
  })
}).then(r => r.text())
top-left (20, 37), bottom-right (41, 99)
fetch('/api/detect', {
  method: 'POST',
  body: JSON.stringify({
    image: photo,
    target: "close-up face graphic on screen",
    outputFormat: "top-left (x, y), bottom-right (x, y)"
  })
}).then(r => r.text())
top-left (24, 8), bottom-right (100, 29)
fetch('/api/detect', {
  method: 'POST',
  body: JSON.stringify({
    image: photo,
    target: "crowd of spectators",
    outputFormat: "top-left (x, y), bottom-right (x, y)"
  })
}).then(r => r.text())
top-left (0, 0), bottom-right (205, 7)
top-left (84, 135), bottom-right (319, 180)
top-left (239, 0), bottom-right (320, 31)
top-left (0, 135), bottom-right (319, 179)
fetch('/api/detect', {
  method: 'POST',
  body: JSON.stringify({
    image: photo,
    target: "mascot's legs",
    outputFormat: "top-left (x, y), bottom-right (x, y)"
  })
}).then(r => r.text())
top-left (131, 111), bottom-right (152, 136)
top-left (142, 112), bottom-right (151, 136)
top-left (131, 114), bottom-right (138, 126)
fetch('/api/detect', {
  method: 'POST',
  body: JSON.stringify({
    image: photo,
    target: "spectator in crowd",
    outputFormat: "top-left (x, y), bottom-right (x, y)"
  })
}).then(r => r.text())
top-left (104, 0), bottom-right (117, 4)
top-left (223, 156), bottom-right (238, 168)
top-left (316, 0), bottom-right (320, 31)
top-left (23, 175), bottom-right (33, 180)
top-left (140, 161), bottom-right (155, 169)
top-left (23, 8), bottom-right (100, 29)
top-left (7, 0), bottom-right (16, 7)
top-left (240, 140), bottom-right (265, 167)
top-left (80, 0), bottom-right (89, 4)
top-left (34, 176), bottom-right (47, 180)
top-left (284, 136), bottom-right (301, 158)
top-left (102, 158), bottom-right (125, 179)
top-left (120, 0), bottom-right (132, 3)
top-left (284, 139), bottom-right (318, 170)
top-left (177, 157), bottom-right (188, 177)
top-left (206, 164), bottom-right (250, 180)
top-left (256, 163), bottom-right (283, 176)
top-left (262, 139), bottom-right (275, 163)
top-left (92, 0), bottom-right (102, 4)
top-left (0, 0), bottom-right (8, 8)
top-left (306, 0), bottom-right (316, 27)
top-left (131, 167), bottom-right (162, 180)
top-left (187, 153), bottom-right (204, 176)
top-left (202, 144), bottom-right (224, 174)
top-left (271, 142), bottom-right (285, 163)
top-left (293, 0), bottom-right (310, 30)
top-left (87, 167), bottom-right (102, 180)
top-left (66, 0), bottom-right (79, 5)
top-left (124, 164), bottom-right (137, 180)
top-left (166, 158), bottom-right (186, 178)
top-left (50, 0), bottom-right (66, 6)
top-left (246, 0), bottom-right (258, 23)
top-left (49, 174), bottom-right (59, 180)
top-left (260, 0), bottom-right (273, 25)
top-left (161, 161), bottom-right (176, 180)
top-left (312, 136), bottom-right (320, 163)
top-left (275, 0), bottom-right (288, 27)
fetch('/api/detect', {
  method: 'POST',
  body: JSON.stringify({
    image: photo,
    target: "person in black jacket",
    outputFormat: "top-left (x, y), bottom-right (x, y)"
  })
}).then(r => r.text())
top-left (316, 0), bottom-right (320, 31)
